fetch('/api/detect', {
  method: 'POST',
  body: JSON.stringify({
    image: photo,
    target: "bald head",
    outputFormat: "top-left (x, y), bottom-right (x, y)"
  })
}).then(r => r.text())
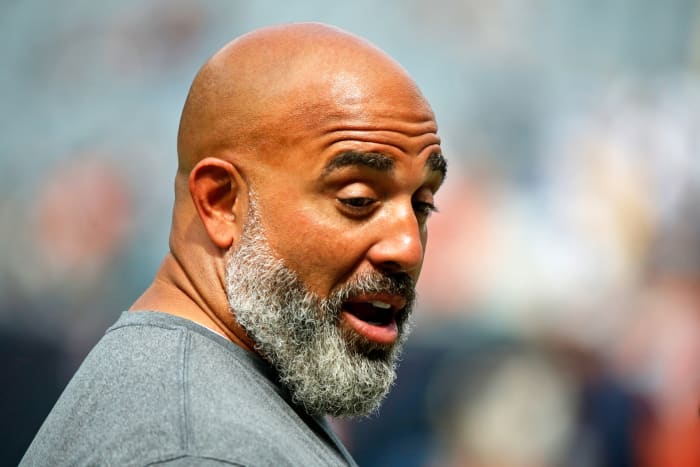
top-left (177, 22), bottom-right (428, 176)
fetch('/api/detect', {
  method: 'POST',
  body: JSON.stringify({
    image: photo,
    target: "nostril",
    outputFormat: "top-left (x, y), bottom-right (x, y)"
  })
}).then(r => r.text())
top-left (378, 260), bottom-right (403, 273)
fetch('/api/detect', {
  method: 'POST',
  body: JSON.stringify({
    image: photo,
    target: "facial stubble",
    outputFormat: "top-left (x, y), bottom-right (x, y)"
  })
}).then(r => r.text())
top-left (225, 198), bottom-right (415, 418)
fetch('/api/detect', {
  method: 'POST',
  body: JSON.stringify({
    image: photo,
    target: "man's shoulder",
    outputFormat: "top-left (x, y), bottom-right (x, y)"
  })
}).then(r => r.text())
top-left (21, 311), bottom-right (217, 466)
top-left (22, 311), bottom-right (351, 467)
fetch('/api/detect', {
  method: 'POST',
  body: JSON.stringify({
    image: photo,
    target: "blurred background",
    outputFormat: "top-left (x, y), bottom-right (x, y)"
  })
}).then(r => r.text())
top-left (2, 1), bottom-right (700, 465)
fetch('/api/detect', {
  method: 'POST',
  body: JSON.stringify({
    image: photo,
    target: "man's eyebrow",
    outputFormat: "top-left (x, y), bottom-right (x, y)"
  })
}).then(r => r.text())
top-left (322, 151), bottom-right (394, 175)
top-left (427, 152), bottom-right (447, 180)
top-left (322, 150), bottom-right (447, 181)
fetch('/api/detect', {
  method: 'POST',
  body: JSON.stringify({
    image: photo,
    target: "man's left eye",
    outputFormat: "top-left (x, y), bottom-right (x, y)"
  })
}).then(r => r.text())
top-left (413, 201), bottom-right (437, 219)
top-left (340, 197), bottom-right (376, 208)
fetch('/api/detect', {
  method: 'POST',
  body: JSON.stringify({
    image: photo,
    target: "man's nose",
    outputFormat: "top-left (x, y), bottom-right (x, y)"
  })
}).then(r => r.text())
top-left (367, 205), bottom-right (425, 275)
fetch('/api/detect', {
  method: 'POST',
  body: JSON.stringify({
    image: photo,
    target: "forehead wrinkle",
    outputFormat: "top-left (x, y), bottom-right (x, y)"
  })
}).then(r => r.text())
top-left (315, 127), bottom-right (441, 162)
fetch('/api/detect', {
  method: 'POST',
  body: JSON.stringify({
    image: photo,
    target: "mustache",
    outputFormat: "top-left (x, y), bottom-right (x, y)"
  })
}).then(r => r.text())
top-left (330, 271), bottom-right (416, 312)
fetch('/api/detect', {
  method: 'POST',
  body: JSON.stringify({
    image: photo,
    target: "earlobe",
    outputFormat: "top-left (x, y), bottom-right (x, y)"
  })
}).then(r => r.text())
top-left (189, 157), bottom-right (246, 249)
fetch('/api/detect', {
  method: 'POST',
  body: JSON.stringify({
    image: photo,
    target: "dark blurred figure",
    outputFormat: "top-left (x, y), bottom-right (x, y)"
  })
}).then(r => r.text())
top-left (0, 327), bottom-right (66, 466)
top-left (343, 321), bottom-right (648, 467)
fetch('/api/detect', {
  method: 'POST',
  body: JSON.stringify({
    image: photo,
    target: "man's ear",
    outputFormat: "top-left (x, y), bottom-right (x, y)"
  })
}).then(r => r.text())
top-left (189, 157), bottom-right (247, 249)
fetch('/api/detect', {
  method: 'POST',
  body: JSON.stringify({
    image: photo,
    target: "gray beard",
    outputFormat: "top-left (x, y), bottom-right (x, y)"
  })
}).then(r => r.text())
top-left (225, 198), bottom-right (414, 418)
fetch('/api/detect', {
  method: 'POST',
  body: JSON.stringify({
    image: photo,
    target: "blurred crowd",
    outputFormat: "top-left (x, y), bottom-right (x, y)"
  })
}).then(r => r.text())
top-left (2, 1), bottom-right (699, 466)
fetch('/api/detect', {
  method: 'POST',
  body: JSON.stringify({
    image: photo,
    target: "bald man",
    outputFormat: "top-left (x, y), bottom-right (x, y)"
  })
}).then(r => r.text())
top-left (22, 23), bottom-right (446, 466)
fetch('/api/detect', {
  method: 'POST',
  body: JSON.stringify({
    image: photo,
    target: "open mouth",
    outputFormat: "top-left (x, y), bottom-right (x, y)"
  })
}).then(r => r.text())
top-left (341, 296), bottom-right (405, 345)
top-left (343, 300), bottom-right (394, 326)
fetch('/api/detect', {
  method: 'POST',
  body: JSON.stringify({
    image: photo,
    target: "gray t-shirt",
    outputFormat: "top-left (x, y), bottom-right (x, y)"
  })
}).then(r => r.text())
top-left (21, 311), bottom-right (358, 466)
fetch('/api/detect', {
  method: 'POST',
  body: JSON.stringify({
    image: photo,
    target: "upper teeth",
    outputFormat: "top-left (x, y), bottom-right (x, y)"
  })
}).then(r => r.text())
top-left (371, 300), bottom-right (391, 309)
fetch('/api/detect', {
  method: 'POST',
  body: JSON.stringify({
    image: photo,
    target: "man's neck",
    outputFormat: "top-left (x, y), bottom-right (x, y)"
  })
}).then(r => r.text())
top-left (129, 253), bottom-right (257, 353)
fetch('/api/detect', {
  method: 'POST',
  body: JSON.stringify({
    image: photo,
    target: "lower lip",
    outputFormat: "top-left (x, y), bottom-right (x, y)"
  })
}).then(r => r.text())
top-left (341, 311), bottom-right (398, 345)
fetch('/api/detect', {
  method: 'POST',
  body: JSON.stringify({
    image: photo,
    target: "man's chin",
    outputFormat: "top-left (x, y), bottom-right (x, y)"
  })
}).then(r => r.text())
top-left (341, 330), bottom-right (394, 361)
